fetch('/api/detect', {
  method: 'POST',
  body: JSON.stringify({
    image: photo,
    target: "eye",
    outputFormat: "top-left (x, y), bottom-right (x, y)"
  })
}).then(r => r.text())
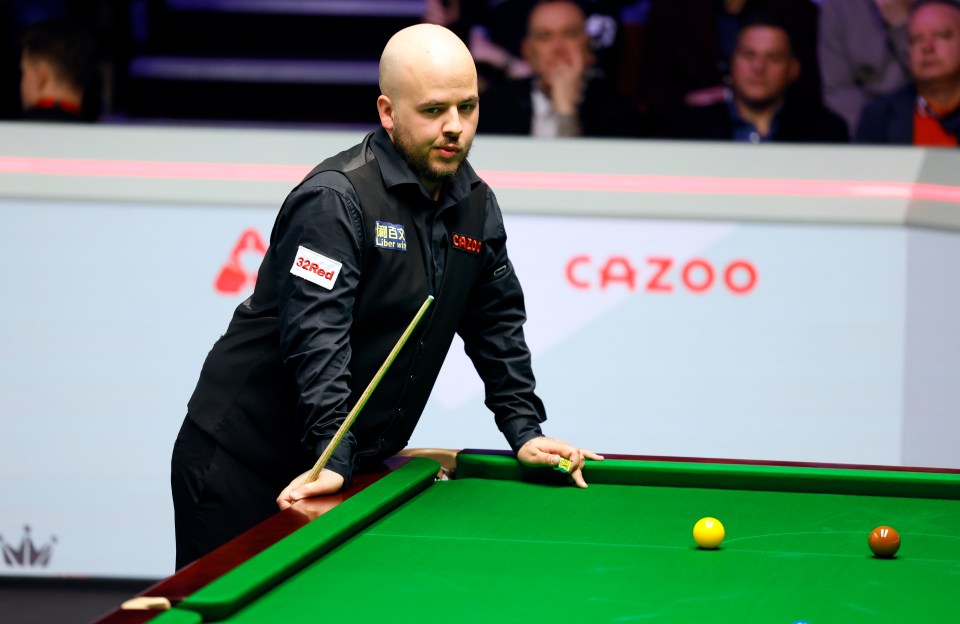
top-left (459, 102), bottom-right (476, 112)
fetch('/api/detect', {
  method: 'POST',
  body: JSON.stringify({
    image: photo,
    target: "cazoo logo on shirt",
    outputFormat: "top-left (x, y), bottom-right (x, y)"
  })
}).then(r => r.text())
top-left (565, 255), bottom-right (758, 295)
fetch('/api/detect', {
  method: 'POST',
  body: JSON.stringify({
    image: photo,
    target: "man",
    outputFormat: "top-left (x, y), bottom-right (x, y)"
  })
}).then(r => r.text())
top-left (639, 0), bottom-right (822, 120)
top-left (670, 16), bottom-right (849, 143)
top-left (19, 19), bottom-right (97, 122)
top-left (818, 0), bottom-right (915, 135)
top-left (856, 0), bottom-right (960, 146)
top-left (479, 0), bottom-right (645, 137)
top-left (172, 24), bottom-right (601, 569)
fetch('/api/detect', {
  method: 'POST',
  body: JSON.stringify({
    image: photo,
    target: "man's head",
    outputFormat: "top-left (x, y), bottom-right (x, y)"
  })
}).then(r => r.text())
top-left (908, 0), bottom-right (960, 90)
top-left (377, 24), bottom-right (478, 196)
top-left (730, 19), bottom-right (800, 111)
top-left (521, 0), bottom-right (594, 83)
top-left (20, 20), bottom-right (96, 112)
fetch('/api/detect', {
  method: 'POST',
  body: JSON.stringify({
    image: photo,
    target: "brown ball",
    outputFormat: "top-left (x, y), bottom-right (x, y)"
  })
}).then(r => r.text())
top-left (869, 526), bottom-right (900, 558)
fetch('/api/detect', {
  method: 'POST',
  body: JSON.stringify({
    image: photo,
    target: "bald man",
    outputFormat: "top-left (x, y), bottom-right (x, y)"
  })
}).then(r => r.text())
top-left (856, 0), bottom-right (960, 145)
top-left (171, 24), bottom-right (601, 569)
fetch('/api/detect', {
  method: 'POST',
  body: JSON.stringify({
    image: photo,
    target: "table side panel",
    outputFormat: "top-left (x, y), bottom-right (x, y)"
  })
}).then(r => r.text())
top-left (455, 453), bottom-right (960, 499)
top-left (177, 458), bottom-right (440, 620)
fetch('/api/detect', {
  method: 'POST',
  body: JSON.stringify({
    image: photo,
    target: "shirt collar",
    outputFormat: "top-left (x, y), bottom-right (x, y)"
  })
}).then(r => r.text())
top-left (726, 90), bottom-right (783, 143)
top-left (369, 127), bottom-right (481, 207)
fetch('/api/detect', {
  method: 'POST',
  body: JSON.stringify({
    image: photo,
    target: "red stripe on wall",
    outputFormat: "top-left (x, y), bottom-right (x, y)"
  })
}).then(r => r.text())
top-left (2, 156), bottom-right (959, 204)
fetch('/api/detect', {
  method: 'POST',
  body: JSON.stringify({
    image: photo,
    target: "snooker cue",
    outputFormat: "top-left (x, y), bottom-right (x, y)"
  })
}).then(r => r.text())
top-left (302, 295), bottom-right (435, 485)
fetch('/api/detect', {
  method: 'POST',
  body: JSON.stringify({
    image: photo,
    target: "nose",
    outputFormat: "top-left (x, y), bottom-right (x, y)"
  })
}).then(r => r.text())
top-left (442, 106), bottom-right (462, 137)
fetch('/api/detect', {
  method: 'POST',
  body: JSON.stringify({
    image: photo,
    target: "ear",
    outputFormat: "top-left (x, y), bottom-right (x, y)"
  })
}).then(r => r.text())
top-left (521, 38), bottom-right (532, 65)
top-left (787, 58), bottom-right (801, 84)
top-left (377, 94), bottom-right (395, 136)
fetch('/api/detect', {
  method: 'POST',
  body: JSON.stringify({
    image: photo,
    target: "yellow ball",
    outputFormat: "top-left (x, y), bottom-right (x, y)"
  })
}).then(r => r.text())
top-left (693, 517), bottom-right (725, 549)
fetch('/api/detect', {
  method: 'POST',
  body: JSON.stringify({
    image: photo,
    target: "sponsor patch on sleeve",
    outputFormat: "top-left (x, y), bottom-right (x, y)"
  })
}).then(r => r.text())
top-left (374, 220), bottom-right (407, 251)
top-left (290, 245), bottom-right (342, 290)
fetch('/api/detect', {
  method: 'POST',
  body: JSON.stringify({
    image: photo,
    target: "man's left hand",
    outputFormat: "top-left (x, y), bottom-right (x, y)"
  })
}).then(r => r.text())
top-left (517, 436), bottom-right (604, 488)
top-left (276, 468), bottom-right (345, 510)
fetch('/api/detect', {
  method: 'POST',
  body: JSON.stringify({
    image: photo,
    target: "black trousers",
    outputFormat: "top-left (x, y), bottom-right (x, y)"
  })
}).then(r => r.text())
top-left (170, 418), bottom-right (287, 570)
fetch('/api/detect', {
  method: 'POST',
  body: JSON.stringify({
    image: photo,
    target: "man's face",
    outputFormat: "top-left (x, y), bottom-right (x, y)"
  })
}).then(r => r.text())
top-left (378, 65), bottom-right (478, 190)
top-left (730, 26), bottom-right (799, 109)
top-left (908, 3), bottom-right (960, 86)
top-left (522, 1), bottom-right (593, 78)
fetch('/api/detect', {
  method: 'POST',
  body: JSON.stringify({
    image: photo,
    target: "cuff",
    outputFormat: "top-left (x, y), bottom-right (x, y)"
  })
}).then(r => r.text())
top-left (501, 417), bottom-right (545, 454)
top-left (312, 434), bottom-right (356, 485)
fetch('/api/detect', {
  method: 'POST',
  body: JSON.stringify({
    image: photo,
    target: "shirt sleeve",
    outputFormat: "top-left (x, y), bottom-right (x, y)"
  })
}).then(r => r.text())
top-left (271, 176), bottom-right (364, 482)
top-left (457, 188), bottom-right (546, 452)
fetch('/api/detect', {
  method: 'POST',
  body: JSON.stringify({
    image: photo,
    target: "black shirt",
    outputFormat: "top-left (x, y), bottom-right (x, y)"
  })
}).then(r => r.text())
top-left (186, 129), bottom-right (546, 483)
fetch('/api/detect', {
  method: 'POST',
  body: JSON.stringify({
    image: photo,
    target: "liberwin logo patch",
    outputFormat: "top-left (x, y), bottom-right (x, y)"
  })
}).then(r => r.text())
top-left (290, 246), bottom-right (342, 290)
top-left (374, 221), bottom-right (407, 251)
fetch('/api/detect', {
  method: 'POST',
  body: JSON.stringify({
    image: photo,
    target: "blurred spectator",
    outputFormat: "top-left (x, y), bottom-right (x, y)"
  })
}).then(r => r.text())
top-left (614, 1), bottom-right (653, 107)
top-left (856, 0), bottom-right (960, 145)
top-left (424, 0), bottom-right (630, 92)
top-left (19, 18), bottom-right (98, 121)
top-left (423, 0), bottom-right (533, 90)
top-left (670, 16), bottom-right (849, 142)
top-left (819, 0), bottom-right (915, 136)
top-left (479, 0), bottom-right (645, 137)
top-left (638, 0), bottom-right (821, 122)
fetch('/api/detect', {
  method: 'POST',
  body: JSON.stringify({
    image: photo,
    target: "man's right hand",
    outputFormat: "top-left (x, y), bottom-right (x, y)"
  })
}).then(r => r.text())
top-left (276, 468), bottom-right (345, 510)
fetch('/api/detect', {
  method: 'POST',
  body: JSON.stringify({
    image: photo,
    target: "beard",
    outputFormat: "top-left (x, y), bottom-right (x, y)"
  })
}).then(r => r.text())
top-left (392, 123), bottom-right (472, 185)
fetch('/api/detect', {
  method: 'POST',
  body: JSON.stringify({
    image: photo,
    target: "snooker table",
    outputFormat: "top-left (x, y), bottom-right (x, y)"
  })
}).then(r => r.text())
top-left (99, 450), bottom-right (960, 623)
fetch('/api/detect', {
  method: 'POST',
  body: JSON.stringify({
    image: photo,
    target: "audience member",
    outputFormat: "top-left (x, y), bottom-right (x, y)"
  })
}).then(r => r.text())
top-left (424, 0), bottom-right (630, 92)
top-left (424, 0), bottom-right (533, 89)
top-left (19, 19), bottom-right (98, 122)
top-left (479, 0), bottom-right (645, 137)
top-left (639, 0), bottom-right (821, 121)
top-left (819, 0), bottom-right (915, 136)
top-left (613, 0), bottom-right (653, 108)
top-left (856, 0), bottom-right (960, 146)
top-left (670, 16), bottom-right (849, 143)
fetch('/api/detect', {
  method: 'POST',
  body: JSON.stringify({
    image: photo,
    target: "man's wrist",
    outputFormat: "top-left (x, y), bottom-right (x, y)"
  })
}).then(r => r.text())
top-left (556, 112), bottom-right (581, 137)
